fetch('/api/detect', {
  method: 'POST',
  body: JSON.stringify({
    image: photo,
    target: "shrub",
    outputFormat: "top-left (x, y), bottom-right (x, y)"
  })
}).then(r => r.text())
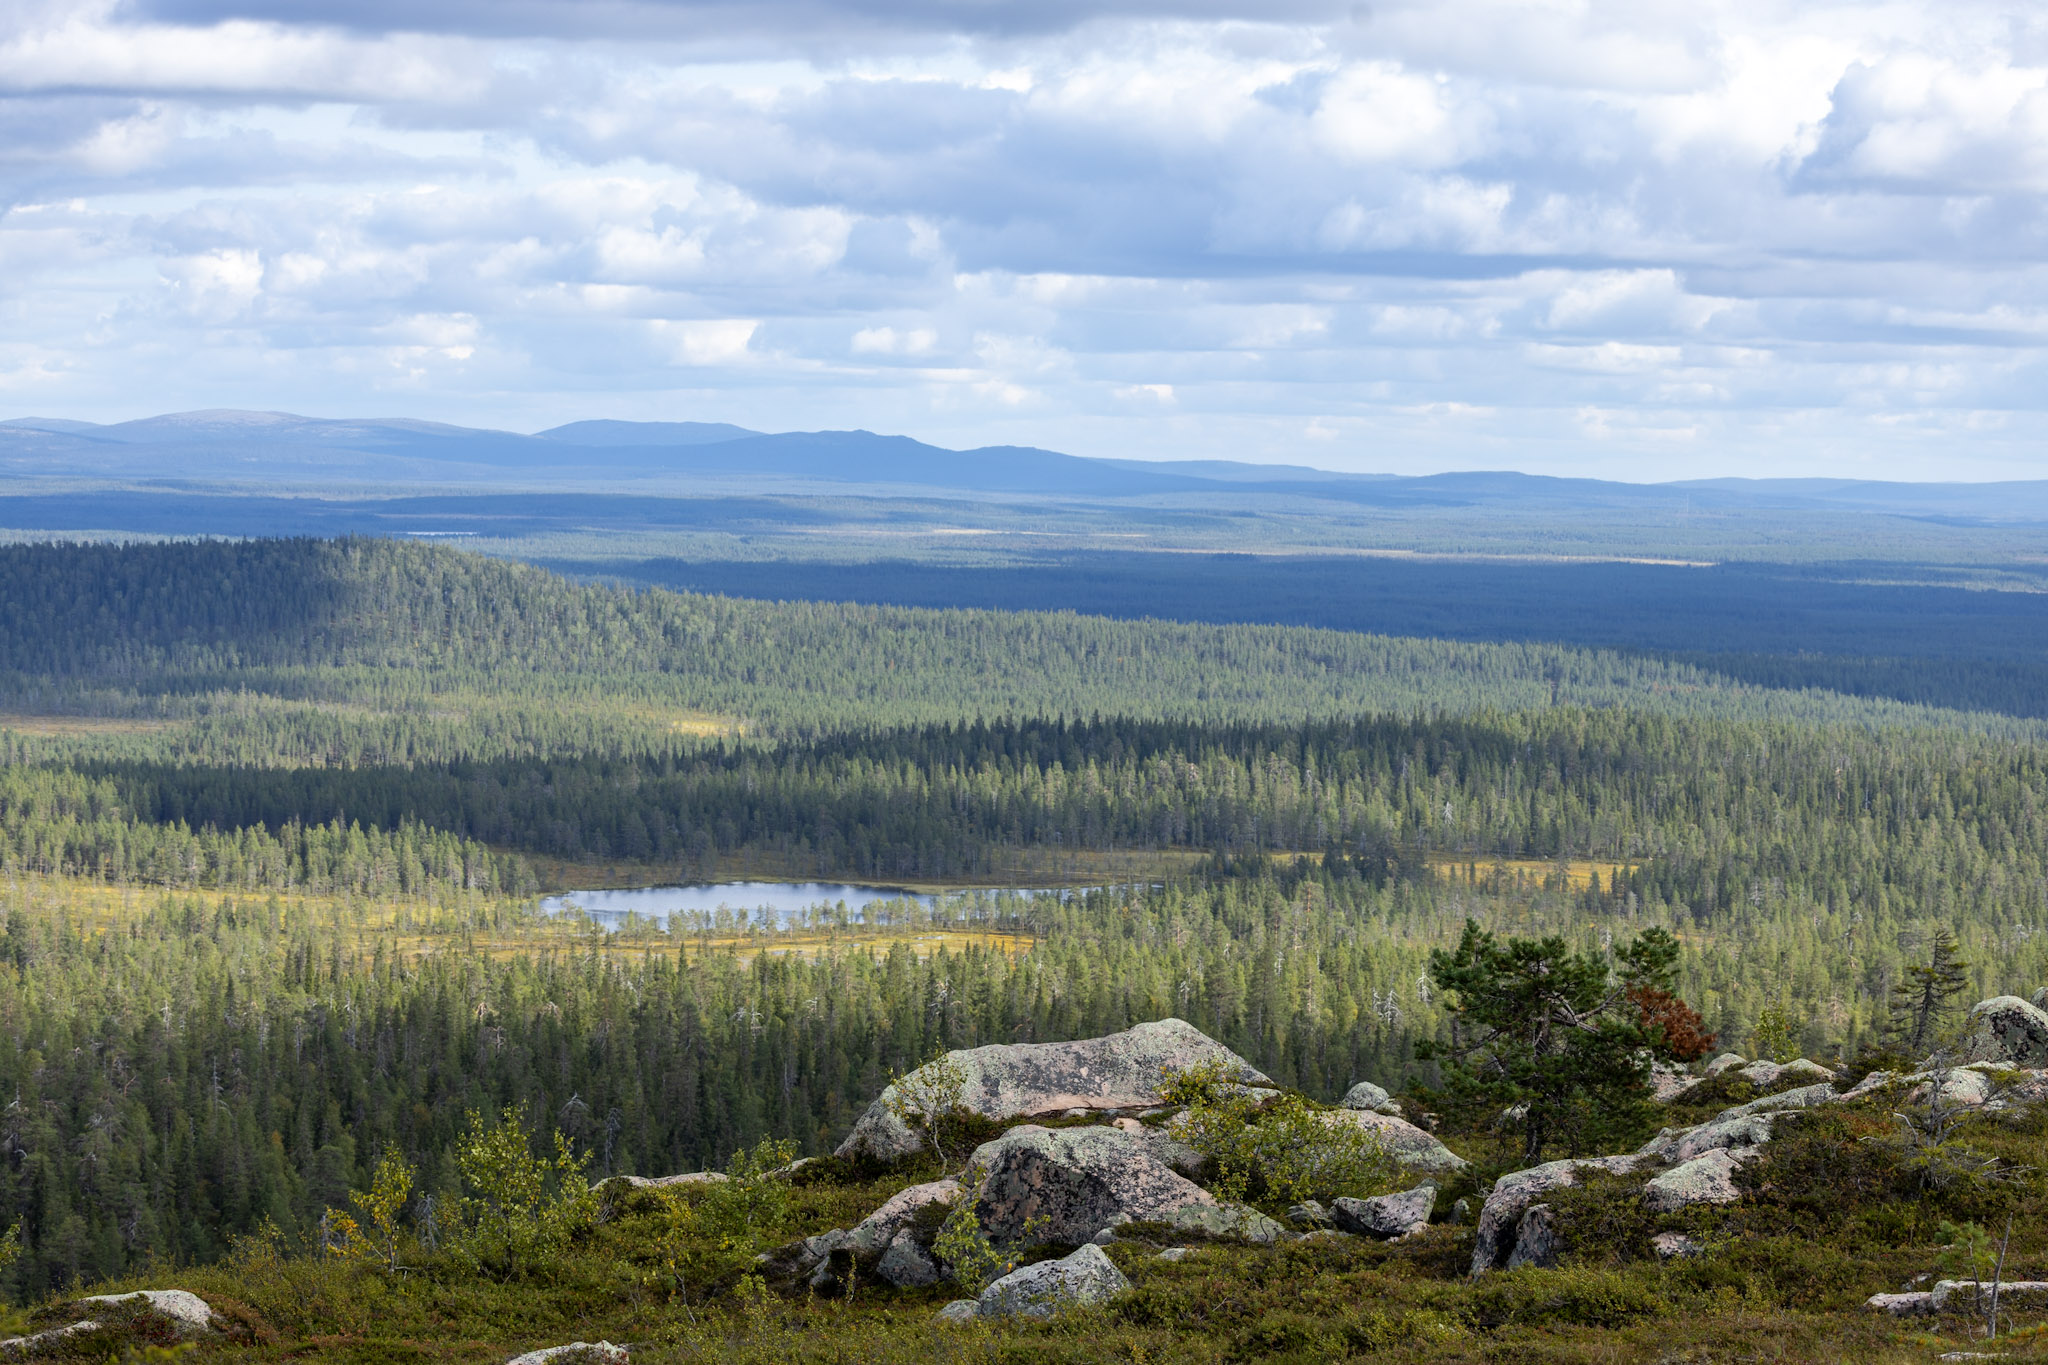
top-left (1161, 1060), bottom-right (1399, 1205)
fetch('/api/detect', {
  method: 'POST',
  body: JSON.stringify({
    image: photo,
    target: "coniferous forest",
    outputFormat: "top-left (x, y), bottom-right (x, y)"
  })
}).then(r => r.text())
top-left (1, 535), bottom-right (2046, 1358)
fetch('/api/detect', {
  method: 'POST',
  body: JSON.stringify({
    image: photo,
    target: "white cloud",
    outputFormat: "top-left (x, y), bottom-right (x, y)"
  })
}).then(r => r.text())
top-left (0, 0), bottom-right (2045, 478)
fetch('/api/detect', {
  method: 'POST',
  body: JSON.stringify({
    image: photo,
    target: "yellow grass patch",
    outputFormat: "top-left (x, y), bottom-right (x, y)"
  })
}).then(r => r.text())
top-left (0, 713), bottom-right (180, 737)
top-left (1426, 853), bottom-right (1636, 892)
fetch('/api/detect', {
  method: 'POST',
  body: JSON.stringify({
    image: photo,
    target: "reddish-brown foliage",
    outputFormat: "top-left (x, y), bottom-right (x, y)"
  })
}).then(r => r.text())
top-left (1630, 985), bottom-right (1717, 1062)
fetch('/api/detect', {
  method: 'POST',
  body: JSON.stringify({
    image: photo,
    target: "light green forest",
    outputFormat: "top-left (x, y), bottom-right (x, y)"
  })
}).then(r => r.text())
top-left (0, 536), bottom-right (2043, 1363)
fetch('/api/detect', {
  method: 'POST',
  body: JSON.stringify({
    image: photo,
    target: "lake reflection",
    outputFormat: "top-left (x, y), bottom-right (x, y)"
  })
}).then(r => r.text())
top-left (541, 880), bottom-right (1000, 932)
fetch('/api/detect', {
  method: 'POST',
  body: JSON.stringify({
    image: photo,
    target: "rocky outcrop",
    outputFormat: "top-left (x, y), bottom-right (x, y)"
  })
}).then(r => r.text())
top-left (1470, 1156), bottom-right (1638, 1275)
top-left (837, 1019), bottom-right (1272, 1160)
top-left (845, 1179), bottom-right (961, 1254)
top-left (1649, 1062), bottom-right (1700, 1102)
top-left (1865, 1281), bottom-right (2048, 1317)
top-left (1110, 1116), bottom-right (1204, 1176)
top-left (1641, 1148), bottom-right (1754, 1213)
top-left (1340, 1081), bottom-right (1402, 1114)
top-left (942, 1244), bottom-right (1131, 1322)
top-left (1959, 997), bottom-right (2048, 1068)
top-left (622, 1171), bottom-right (727, 1189)
top-left (504, 1345), bottom-right (629, 1365)
top-left (876, 1230), bottom-right (943, 1288)
top-left (1704, 1053), bottom-right (1747, 1076)
top-left (1731, 1058), bottom-right (1835, 1090)
top-left (1639, 1111), bottom-right (1777, 1165)
top-left (1321, 1109), bottom-right (1470, 1176)
top-left (2, 1290), bottom-right (220, 1358)
top-left (1330, 1184), bottom-right (1435, 1239)
top-left (1505, 1205), bottom-right (1561, 1270)
top-left (72, 1292), bottom-right (216, 1338)
top-left (964, 1125), bottom-right (1215, 1245)
top-left (1712, 1082), bottom-right (1837, 1121)
top-left (1162, 1203), bottom-right (1287, 1243)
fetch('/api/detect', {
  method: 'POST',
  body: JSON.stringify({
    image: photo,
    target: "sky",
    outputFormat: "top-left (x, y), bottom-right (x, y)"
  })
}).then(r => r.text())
top-left (2, 0), bottom-right (2047, 479)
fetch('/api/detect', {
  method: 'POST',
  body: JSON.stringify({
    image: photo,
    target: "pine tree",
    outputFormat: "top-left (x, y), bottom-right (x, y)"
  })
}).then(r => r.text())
top-left (1889, 928), bottom-right (1972, 1058)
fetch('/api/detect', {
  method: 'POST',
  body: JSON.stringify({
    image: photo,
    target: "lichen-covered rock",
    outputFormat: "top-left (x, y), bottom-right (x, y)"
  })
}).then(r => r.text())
top-left (933, 1299), bottom-right (981, 1325)
top-left (1320, 1109), bottom-right (1470, 1176)
top-left (838, 1019), bottom-right (1272, 1160)
top-left (1651, 1231), bottom-right (1703, 1260)
top-left (1340, 1081), bottom-right (1401, 1114)
top-left (1641, 1148), bottom-right (1754, 1213)
top-left (1959, 996), bottom-right (2048, 1068)
top-left (1703, 1053), bottom-right (1747, 1076)
top-left (1164, 1202), bottom-right (1287, 1243)
top-left (1287, 1200), bottom-right (1332, 1229)
top-left (1864, 1291), bottom-right (1933, 1316)
top-left (964, 1125), bottom-right (1215, 1245)
top-left (72, 1291), bottom-right (216, 1338)
top-left (1638, 1112), bottom-right (1776, 1165)
top-left (1505, 1204), bottom-right (1560, 1270)
top-left (1931, 1279), bottom-right (2048, 1310)
top-left (1330, 1183), bottom-right (1435, 1239)
top-left (1649, 1062), bottom-right (1700, 1102)
top-left (876, 1230), bottom-right (942, 1288)
top-left (1914, 1069), bottom-right (1993, 1109)
top-left (0, 1321), bottom-right (105, 1358)
top-left (504, 1344), bottom-right (629, 1365)
top-left (974, 1244), bottom-right (1130, 1321)
top-left (846, 1179), bottom-right (961, 1254)
top-left (1735, 1058), bottom-right (1835, 1089)
top-left (1471, 1156), bottom-right (1637, 1275)
top-left (622, 1171), bottom-right (727, 1189)
top-left (1713, 1082), bottom-right (1836, 1121)
top-left (1111, 1117), bottom-right (1204, 1176)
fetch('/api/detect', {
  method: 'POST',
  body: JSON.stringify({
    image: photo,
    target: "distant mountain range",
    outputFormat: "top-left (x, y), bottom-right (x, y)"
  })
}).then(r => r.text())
top-left (4, 409), bottom-right (2047, 521)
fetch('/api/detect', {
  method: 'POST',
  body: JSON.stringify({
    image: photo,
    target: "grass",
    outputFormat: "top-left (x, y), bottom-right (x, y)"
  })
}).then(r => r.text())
top-left (33, 1094), bottom-right (2048, 1363)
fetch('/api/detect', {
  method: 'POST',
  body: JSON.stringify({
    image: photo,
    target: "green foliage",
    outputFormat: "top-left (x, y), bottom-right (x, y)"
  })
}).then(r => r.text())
top-left (326, 1149), bottom-right (414, 1273)
top-left (933, 1188), bottom-right (1011, 1292)
top-left (1753, 1004), bottom-right (1805, 1064)
top-left (1420, 920), bottom-right (1678, 1164)
top-left (882, 1052), bottom-right (971, 1166)
top-left (1160, 1060), bottom-right (1398, 1205)
top-left (698, 1137), bottom-right (800, 1241)
top-left (452, 1107), bottom-right (595, 1267)
top-left (1890, 928), bottom-right (1973, 1058)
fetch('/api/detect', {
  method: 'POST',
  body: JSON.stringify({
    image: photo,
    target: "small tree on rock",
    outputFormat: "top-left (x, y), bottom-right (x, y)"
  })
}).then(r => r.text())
top-left (1421, 920), bottom-right (1701, 1166)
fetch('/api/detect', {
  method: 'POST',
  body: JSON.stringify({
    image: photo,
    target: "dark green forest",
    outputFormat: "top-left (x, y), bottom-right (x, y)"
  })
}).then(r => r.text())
top-left (0, 537), bottom-right (2045, 1303)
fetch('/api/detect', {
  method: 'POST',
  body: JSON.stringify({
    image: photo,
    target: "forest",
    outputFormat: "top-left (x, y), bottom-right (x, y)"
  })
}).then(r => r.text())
top-left (0, 536), bottom-right (2044, 1312)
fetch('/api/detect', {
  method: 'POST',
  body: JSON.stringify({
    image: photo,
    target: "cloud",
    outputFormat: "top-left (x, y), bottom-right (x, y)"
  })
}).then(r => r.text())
top-left (0, 0), bottom-right (2044, 478)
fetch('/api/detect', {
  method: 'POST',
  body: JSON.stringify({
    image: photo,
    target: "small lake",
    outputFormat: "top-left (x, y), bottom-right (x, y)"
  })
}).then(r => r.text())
top-left (538, 880), bottom-right (1082, 932)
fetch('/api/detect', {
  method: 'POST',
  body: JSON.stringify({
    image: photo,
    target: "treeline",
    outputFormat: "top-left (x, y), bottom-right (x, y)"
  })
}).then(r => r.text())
top-left (0, 768), bottom-right (531, 896)
top-left (1, 540), bottom-right (2037, 770)
top-left (62, 712), bottom-right (2048, 933)
top-left (1, 857), bottom-right (2041, 1300)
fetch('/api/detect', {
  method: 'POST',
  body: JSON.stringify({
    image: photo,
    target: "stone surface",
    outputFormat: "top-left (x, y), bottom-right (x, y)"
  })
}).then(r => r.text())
top-left (73, 1291), bottom-right (216, 1337)
top-left (1287, 1200), bottom-right (1332, 1229)
top-left (1641, 1148), bottom-right (1754, 1213)
top-left (1505, 1204), bottom-right (1560, 1270)
top-left (846, 1179), bottom-right (961, 1254)
top-left (1155, 1247), bottom-right (1190, 1262)
top-left (975, 1244), bottom-right (1130, 1321)
top-left (1931, 1279), bottom-right (2048, 1310)
top-left (1470, 1156), bottom-right (1637, 1275)
top-left (1115, 1118), bottom-right (1205, 1176)
top-left (1648, 1062), bottom-right (1700, 1102)
top-left (1330, 1184), bottom-right (1436, 1239)
top-left (1713, 1082), bottom-right (1836, 1121)
top-left (1865, 1291), bottom-right (1934, 1316)
top-left (964, 1125), bottom-right (1215, 1245)
top-left (1916, 1069), bottom-right (1994, 1109)
top-left (1340, 1081), bottom-right (1402, 1114)
top-left (1959, 996), bottom-right (2048, 1068)
top-left (837, 1019), bottom-right (1273, 1160)
top-left (622, 1171), bottom-right (727, 1189)
top-left (1639, 1112), bottom-right (1777, 1165)
top-left (1164, 1202), bottom-right (1287, 1243)
top-left (1651, 1232), bottom-right (1703, 1261)
top-left (876, 1230), bottom-right (942, 1288)
top-left (1320, 1109), bottom-right (1470, 1176)
top-left (1704, 1053), bottom-right (1748, 1076)
top-left (1735, 1058), bottom-right (1836, 1089)
top-left (933, 1300), bottom-right (981, 1325)
top-left (504, 1345), bottom-right (629, 1365)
